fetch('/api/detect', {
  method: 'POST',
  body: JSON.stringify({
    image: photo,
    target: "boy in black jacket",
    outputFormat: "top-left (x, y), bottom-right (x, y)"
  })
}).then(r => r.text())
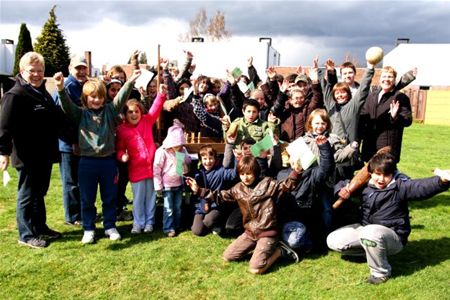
top-left (326, 152), bottom-right (450, 284)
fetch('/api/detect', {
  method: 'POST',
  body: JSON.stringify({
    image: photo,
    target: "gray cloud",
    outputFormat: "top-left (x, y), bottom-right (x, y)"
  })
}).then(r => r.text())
top-left (2, 0), bottom-right (449, 65)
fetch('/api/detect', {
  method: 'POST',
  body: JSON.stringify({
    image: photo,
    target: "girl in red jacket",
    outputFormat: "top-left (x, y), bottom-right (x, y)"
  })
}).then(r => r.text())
top-left (116, 85), bottom-right (167, 234)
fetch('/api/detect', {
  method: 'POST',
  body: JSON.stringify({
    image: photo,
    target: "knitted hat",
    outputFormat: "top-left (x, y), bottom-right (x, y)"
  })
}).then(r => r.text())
top-left (162, 119), bottom-right (186, 149)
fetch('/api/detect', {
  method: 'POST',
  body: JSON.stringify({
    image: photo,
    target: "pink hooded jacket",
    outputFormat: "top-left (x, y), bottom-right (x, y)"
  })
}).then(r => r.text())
top-left (153, 119), bottom-right (191, 191)
top-left (116, 93), bottom-right (166, 183)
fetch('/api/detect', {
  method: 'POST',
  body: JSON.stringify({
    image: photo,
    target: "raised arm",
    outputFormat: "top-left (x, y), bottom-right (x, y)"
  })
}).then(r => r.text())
top-left (113, 69), bottom-right (141, 113)
top-left (54, 72), bottom-right (82, 123)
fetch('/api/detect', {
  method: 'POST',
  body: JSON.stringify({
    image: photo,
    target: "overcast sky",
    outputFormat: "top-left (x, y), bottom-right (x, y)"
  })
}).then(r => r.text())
top-left (1, 0), bottom-right (450, 72)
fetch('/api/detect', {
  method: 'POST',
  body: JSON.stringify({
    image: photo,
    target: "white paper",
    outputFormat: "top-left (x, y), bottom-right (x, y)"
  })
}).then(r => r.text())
top-left (182, 86), bottom-right (194, 102)
top-left (434, 168), bottom-right (450, 181)
top-left (237, 81), bottom-right (249, 94)
top-left (3, 170), bottom-right (11, 187)
top-left (134, 68), bottom-right (155, 91)
top-left (286, 137), bottom-right (317, 170)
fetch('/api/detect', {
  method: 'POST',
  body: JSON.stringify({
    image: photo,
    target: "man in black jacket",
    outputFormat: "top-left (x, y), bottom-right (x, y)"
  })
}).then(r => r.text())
top-left (0, 52), bottom-right (63, 248)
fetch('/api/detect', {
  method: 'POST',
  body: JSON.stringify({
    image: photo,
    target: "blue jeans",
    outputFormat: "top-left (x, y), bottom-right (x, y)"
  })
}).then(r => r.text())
top-left (282, 221), bottom-right (312, 251)
top-left (131, 179), bottom-right (156, 228)
top-left (78, 156), bottom-right (118, 231)
top-left (16, 162), bottom-right (52, 242)
top-left (162, 186), bottom-right (183, 233)
top-left (59, 152), bottom-right (81, 223)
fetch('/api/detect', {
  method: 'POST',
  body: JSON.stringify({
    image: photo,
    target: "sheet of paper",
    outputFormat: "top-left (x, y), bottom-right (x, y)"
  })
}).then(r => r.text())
top-left (285, 137), bottom-right (317, 170)
top-left (3, 170), bottom-right (11, 187)
top-left (231, 67), bottom-right (242, 79)
top-left (175, 152), bottom-right (186, 176)
top-left (134, 68), bottom-right (155, 91)
top-left (237, 81), bottom-right (249, 94)
top-left (182, 86), bottom-right (194, 102)
top-left (251, 134), bottom-right (273, 157)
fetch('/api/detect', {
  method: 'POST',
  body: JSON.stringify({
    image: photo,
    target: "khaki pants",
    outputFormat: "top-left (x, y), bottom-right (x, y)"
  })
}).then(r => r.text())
top-left (223, 232), bottom-right (278, 271)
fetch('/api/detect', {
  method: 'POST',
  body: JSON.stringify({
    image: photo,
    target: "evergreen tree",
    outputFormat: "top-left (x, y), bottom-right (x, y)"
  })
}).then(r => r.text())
top-left (139, 52), bottom-right (148, 64)
top-left (34, 5), bottom-right (71, 76)
top-left (13, 23), bottom-right (34, 75)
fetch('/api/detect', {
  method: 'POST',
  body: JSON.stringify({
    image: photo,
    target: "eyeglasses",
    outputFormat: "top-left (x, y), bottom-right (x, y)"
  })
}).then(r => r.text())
top-left (24, 69), bottom-right (44, 75)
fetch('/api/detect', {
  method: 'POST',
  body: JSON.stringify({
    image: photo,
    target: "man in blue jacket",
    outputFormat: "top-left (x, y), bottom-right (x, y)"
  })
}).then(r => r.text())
top-left (53, 55), bottom-right (88, 225)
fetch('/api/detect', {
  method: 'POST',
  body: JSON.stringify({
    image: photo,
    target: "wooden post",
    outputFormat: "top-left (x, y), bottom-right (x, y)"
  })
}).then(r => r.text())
top-left (156, 45), bottom-right (162, 143)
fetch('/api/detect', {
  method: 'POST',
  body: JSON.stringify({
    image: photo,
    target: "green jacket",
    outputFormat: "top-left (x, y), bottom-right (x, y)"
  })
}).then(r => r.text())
top-left (58, 81), bottom-right (133, 157)
top-left (231, 117), bottom-right (278, 146)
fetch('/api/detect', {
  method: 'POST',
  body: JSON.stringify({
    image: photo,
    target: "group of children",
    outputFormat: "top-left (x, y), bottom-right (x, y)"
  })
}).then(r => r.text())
top-left (13, 50), bottom-right (449, 283)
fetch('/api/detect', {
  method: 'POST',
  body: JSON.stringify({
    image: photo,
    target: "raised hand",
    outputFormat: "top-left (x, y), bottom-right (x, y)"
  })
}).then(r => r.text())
top-left (53, 72), bottom-right (65, 91)
top-left (390, 100), bottom-right (400, 119)
top-left (325, 59), bottom-right (335, 71)
top-left (248, 56), bottom-right (253, 67)
top-left (128, 69), bottom-right (142, 83)
top-left (160, 58), bottom-right (169, 70)
top-left (266, 66), bottom-right (277, 80)
top-left (184, 50), bottom-right (194, 60)
top-left (159, 83), bottom-right (168, 95)
top-left (309, 56), bottom-right (319, 83)
top-left (226, 69), bottom-right (236, 85)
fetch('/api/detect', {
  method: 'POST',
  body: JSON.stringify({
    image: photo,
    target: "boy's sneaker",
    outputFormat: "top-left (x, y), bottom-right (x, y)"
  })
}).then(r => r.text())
top-left (39, 228), bottom-right (62, 240)
top-left (167, 230), bottom-right (176, 237)
top-left (105, 228), bottom-right (121, 241)
top-left (367, 275), bottom-right (389, 285)
top-left (131, 224), bottom-right (142, 234)
top-left (143, 224), bottom-right (154, 233)
top-left (212, 227), bottom-right (222, 236)
top-left (81, 230), bottom-right (95, 244)
top-left (18, 238), bottom-right (47, 249)
top-left (279, 240), bottom-right (300, 263)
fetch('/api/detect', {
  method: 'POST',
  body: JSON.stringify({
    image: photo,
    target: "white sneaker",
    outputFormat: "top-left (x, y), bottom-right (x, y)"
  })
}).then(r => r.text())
top-left (131, 224), bottom-right (142, 234)
top-left (105, 228), bottom-right (121, 241)
top-left (143, 224), bottom-right (154, 233)
top-left (81, 230), bottom-right (95, 244)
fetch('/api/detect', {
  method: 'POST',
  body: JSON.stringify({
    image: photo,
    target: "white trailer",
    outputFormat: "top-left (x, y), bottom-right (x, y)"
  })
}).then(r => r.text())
top-left (159, 38), bottom-right (280, 80)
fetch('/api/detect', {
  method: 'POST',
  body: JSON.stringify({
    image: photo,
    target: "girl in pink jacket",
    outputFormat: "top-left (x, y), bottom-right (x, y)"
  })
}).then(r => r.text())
top-left (153, 119), bottom-right (191, 237)
top-left (116, 85), bottom-right (167, 234)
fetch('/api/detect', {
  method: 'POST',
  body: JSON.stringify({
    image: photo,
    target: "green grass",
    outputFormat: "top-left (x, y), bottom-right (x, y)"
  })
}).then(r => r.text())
top-left (1, 123), bottom-right (449, 299)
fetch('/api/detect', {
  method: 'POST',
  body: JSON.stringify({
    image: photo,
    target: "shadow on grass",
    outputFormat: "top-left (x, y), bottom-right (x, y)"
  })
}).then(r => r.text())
top-left (391, 237), bottom-right (450, 277)
top-left (409, 193), bottom-right (450, 210)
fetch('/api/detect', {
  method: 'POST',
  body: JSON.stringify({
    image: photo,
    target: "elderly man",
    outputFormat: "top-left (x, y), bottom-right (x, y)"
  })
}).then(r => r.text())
top-left (0, 52), bottom-right (64, 248)
top-left (53, 55), bottom-right (88, 226)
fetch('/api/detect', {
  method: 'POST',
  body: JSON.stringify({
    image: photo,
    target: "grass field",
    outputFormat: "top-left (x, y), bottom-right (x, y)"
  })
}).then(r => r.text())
top-left (0, 123), bottom-right (449, 299)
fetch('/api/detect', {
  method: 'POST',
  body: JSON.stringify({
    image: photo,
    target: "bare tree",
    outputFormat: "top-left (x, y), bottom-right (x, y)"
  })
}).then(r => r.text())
top-left (208, 10), bottom-right (231, 41)
top-left (179, 8), bottom-right (231, 42)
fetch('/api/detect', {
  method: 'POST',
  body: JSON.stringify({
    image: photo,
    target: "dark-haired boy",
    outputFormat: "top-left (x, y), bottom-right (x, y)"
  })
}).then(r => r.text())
top-left (326, 152), bottom-right (450, 284)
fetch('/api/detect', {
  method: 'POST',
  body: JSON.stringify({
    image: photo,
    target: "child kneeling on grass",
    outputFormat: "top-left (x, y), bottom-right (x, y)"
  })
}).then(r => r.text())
top-left (326, 152), bottom-right (450, 284)
top-left (186, 136), bottom-right (330, 274)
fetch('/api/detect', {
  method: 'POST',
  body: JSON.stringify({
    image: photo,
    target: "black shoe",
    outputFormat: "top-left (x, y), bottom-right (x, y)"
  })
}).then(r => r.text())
top-left (367, 275), bottom-right (389, 285)
top-left (18, 238), bottom-right (47, 249)
top-left (278, 240), bottom-right (299, 263)
top-left (39, 228), bottom-right (63, 240)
